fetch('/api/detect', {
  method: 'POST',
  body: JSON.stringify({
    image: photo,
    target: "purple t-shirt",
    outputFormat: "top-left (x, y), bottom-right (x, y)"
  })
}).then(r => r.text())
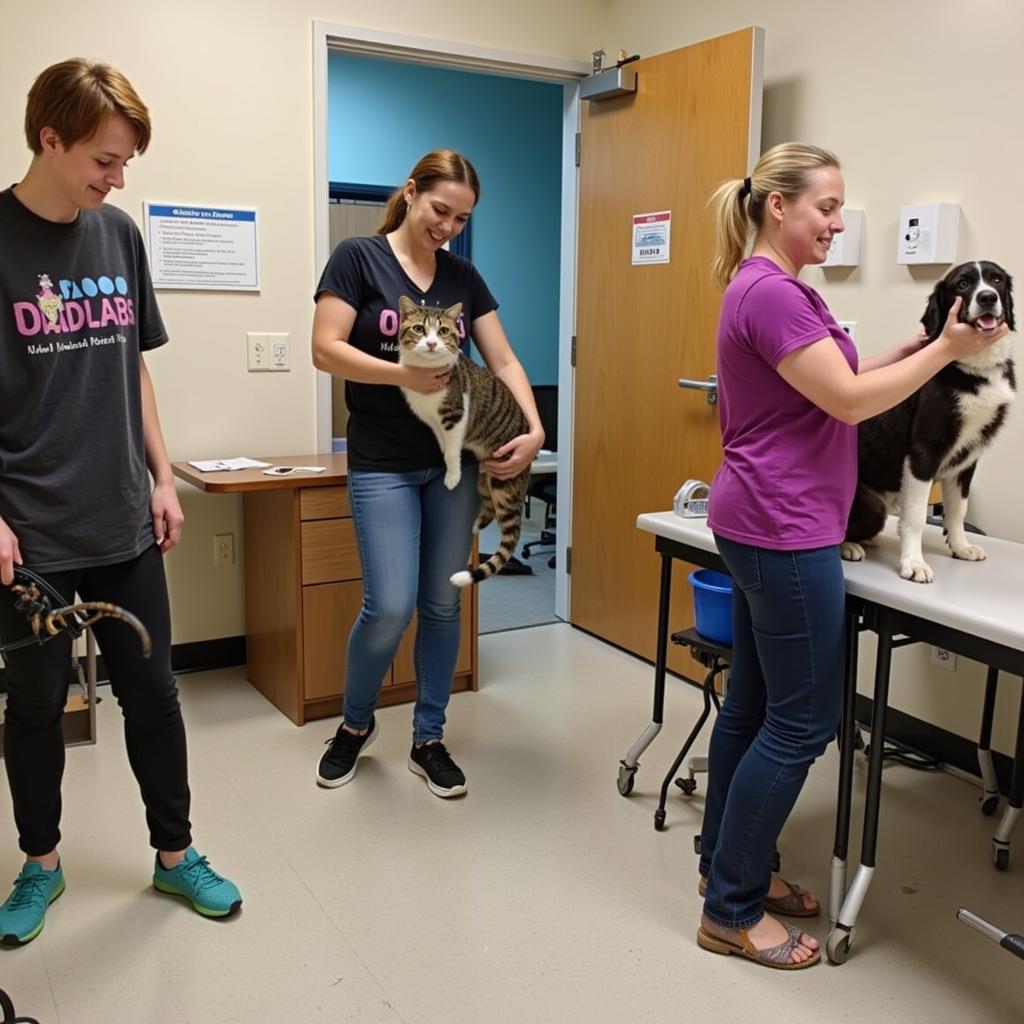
top-left (707, 257), bottom-right (858, 550)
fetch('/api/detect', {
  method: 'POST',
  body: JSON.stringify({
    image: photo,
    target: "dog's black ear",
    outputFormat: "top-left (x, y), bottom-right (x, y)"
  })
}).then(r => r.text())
top-left (1004, 272), bottom-right (1015, 331)
top-left (921, 280), bottom-right (948, 341)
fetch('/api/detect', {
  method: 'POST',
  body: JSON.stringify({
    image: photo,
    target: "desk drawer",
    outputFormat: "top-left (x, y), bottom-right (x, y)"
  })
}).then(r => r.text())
top-left (300, 486), bottom-right (349, 521)
top-left (301, 519), bottom-right (361, 584)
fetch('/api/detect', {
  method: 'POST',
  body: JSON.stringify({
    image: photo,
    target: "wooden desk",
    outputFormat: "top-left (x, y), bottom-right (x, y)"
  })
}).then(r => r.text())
top-left (173, 455), bottom-right (477, 725)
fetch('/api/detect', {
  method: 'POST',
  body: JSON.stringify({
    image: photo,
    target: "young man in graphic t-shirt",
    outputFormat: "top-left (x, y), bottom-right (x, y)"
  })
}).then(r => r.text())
top-left (0, 58), bottom-right (241, 947)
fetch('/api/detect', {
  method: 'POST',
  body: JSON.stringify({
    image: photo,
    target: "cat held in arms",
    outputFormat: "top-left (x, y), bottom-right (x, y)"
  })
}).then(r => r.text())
top-left (397, 295), bottom-right (532, 587)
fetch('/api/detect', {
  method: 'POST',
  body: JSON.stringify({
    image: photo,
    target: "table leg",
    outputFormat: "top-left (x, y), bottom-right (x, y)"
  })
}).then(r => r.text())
top-left (618, 553), bottom-right (673, 796)
top-left (830, 605), bottom-right (861, 925)
top-left (978, 668), bottom-right (1002, 817)
top-left (992, 677), bottom-right (1024, 871)
top-left (828, 620), bottom-right (893, 965)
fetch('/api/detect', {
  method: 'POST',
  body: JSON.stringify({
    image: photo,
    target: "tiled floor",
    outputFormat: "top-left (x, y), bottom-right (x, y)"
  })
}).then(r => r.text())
top-left (2, 624), bottom-right (1022, 1023)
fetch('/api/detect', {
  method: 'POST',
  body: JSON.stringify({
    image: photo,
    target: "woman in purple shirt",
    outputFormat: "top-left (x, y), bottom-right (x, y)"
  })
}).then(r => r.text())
top-left (697, 142), bottom-right (1007, 969)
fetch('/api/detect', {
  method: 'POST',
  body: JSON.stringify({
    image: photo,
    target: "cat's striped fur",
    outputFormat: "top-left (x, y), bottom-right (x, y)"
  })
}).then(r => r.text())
top-left (397, 295), bottom-right (530, 587)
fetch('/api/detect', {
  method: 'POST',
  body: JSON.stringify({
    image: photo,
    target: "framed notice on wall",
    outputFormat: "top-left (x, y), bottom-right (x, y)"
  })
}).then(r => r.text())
top-left (144, 202), bottom-right (260, 291)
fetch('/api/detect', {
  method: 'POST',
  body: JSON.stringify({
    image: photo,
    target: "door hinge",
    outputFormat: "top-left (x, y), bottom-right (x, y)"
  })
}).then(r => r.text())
top-left (571, 335), bottom-right (577, 367)
top-left (566, 546), bottom-right (572, 574)
top-left (575, 132), bottom-right (581, 167)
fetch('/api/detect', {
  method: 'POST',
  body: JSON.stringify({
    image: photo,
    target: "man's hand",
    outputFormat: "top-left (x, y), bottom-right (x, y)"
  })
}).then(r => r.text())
top-left (0, 516), bottom-right (22, 586)
top-left (151, 482), bottom-right (184, 553)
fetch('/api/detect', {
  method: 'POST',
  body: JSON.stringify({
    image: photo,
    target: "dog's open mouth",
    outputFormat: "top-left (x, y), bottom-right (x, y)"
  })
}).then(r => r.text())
top-left (972, 313), bottom-right (1002, 332)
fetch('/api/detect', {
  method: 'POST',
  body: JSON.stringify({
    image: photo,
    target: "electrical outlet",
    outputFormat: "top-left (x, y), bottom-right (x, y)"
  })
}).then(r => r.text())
top-left (213, 533), bottom-right (235, 566)
top-left (247, 333), bottom-right (269, 372)
top-left (838, 321), bottom-right (857, 340)
top-left (268, 332), bottom-right (289, 371)
top-left (931, 646), bottom-right (957, 671)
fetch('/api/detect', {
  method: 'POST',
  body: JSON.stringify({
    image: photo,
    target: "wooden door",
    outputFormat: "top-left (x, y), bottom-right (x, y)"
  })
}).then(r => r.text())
top-left (571, 28), bottom-right (763, 674)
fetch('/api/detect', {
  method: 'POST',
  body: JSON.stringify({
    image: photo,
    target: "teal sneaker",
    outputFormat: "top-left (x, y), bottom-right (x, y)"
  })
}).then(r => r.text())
top-left (0, 861), bottom-right (65, 946)
top-left (153, 848), bottom-right (241, 918)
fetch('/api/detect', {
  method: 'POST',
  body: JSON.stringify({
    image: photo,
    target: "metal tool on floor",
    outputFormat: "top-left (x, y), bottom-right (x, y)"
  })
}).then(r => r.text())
top-left (956, 908), bottom-right (1024, 962)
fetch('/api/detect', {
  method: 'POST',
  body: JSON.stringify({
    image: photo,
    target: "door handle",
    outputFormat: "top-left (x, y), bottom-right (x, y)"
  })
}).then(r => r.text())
top-left (677, 374), bottom-right (718, 405)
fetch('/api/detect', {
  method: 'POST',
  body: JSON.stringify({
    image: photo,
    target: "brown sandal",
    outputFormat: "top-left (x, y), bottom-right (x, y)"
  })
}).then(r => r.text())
top-left (698, 875), bottom-right (820, 918)
top-left (697, 920), bottom-right (821, 970)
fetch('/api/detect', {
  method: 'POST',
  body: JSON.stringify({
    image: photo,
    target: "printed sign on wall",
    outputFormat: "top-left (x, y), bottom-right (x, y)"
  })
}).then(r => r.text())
top-left (144, 202), bottom-right (259, 291)
top-left (632, 210), bottom-right (671, 265)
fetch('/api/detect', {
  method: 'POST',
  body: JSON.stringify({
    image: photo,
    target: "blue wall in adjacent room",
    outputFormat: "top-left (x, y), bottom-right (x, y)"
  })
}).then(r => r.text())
top-left (328, 52), bottom-right (563, 383)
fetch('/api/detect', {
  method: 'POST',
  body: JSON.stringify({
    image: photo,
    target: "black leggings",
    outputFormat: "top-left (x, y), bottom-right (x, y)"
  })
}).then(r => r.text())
top-left (0, 545), bottom-right (191, 856)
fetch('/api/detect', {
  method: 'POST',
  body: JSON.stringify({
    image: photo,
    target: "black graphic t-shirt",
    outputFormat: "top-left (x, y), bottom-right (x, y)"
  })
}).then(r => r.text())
top-left (0, 187), bottom-right (168, 572)
top-left (315, 234), bottom-right (498, 471)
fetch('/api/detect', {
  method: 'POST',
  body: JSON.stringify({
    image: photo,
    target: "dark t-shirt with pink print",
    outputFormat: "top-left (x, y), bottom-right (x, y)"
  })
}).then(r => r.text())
top-left (315, 234), bottom-right (497, 472)
top-left (0, 187), bottom-right (167, 571)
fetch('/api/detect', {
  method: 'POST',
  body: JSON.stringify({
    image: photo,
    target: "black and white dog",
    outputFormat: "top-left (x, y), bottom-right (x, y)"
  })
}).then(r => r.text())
top-left (843, 260), bottom-right (1016, 582)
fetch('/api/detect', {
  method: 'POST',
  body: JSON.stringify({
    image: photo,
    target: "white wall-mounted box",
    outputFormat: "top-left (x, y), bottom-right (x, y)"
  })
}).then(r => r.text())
top-left (823, 208), bottom-right (863, 267)
top-left (897, 203), bottom-right (960, 265)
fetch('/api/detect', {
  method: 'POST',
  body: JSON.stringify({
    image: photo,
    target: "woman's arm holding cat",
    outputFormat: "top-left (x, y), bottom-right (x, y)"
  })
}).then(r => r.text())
top-left (311, 294), bottom-right (447, 393)
top-left (473, 310), bottom-right (545, 479)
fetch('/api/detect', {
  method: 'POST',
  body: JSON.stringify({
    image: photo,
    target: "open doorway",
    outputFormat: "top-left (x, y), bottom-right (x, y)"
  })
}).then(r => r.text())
top-left (313, 24), bottom-right (585, 627)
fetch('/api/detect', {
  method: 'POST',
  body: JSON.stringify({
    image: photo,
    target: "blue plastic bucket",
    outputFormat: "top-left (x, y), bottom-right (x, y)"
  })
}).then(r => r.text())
top-left (688, 569), bottom-right (733, 645)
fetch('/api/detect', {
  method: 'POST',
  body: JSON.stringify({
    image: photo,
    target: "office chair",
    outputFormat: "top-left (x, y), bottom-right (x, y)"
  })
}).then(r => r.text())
top-left (521, 384), bottom-right (557, 566)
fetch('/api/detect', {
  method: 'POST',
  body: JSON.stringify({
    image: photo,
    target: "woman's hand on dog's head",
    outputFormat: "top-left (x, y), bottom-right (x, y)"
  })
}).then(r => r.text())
top-left (937, 297), bottom-right (1010, 360)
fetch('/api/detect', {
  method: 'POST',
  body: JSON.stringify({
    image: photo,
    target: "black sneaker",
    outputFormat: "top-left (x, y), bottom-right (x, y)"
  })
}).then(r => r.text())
top-left (408, 741), bottom-right (467, 798)
top-left (316, 717), bottom-right (378, 788)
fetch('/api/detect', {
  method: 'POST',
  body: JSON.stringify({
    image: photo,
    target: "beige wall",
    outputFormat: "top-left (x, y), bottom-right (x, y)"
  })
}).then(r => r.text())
top-left (603, 0), bottom-right (1023, 755)
top-left (0, 0), bottom-right (598, 646)
top-left (4, 2), bottom-right (1019, 755)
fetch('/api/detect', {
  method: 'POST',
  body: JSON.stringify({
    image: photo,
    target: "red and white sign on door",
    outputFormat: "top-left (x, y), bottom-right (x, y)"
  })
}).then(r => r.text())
top-left (632, 210), bottom-right (671, 265)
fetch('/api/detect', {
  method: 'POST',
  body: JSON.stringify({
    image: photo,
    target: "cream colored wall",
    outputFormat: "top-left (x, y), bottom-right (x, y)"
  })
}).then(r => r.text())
top-left (0, 1), bottom-right (598, 647)
top-left (603, 0), bottom-right (1024, 756)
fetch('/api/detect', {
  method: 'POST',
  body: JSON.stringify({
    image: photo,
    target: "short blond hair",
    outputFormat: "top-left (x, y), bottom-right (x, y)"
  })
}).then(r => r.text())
top-left (24, 58), bottom-right (151, 155)
top-left (709, 142), bottom-right (840, 290)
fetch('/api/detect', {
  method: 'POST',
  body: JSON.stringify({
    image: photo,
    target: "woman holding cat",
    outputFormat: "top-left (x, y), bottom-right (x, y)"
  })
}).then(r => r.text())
top-left (310, 149), bottom-right (544, 799)
top-left (699, 142), bottom-right (1008, 970)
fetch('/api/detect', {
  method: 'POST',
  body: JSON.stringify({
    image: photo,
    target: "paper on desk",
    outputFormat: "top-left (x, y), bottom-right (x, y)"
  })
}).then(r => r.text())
top-left (261, 466), bottom-right (327, 476)
top-left (188, 457), bottom-right (273, 472)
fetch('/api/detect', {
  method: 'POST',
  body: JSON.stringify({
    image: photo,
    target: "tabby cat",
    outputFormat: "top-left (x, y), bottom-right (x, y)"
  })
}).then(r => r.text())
top-left (397, 295), bottom-right (532, 587)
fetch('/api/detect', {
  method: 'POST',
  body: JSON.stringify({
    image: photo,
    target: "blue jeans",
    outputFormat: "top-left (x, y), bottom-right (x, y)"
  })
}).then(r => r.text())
top-left (343, 461), bottom-right (479, 743)
top-left (699, 535), bottom-right (845, 928)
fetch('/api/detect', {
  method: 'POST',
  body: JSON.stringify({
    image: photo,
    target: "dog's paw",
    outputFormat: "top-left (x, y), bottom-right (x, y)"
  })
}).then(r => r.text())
top-left (840, 542), bottom-right (865, 562)
top-left (444, 470), bottom-right (462, 490)
top-left (899, 558), bottom-right (935, 583)
top-left (951, 542), bottom-right (987, 562)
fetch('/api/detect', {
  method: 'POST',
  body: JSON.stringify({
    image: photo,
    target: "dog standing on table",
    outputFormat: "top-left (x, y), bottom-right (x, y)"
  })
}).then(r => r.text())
top-left (843, 260), bottom-right (1016, 582)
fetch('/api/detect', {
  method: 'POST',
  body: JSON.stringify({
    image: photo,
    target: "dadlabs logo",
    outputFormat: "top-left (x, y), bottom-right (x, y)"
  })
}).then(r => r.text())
top-left (13, 271), bottom-right (136, 338)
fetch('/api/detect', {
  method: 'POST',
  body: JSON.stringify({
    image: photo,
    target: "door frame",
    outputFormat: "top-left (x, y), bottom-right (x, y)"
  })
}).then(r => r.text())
top-left (312, 21), bottom-right (586, 620)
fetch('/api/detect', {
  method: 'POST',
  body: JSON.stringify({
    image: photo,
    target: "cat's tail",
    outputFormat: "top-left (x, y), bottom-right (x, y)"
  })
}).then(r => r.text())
top-left (450, 479), bottom-right (524, 587)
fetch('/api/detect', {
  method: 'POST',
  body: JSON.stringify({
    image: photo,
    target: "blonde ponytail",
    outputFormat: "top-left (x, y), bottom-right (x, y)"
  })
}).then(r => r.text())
top-left (709, 142), bottom-right (840, 290)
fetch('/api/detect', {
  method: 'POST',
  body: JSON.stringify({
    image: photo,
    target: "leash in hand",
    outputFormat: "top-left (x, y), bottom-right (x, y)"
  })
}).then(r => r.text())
top-left (1, 566), bottom-right (151, 658)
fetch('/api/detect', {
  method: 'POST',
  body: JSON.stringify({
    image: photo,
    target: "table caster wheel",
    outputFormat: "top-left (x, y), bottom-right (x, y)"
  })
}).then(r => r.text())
top-left (654, 809), bottom-right (667, 831)
top-left (617, 762), bottom-right (637, 796)
top-left (980, 795), bottom-right (1000, 817)
top-left (994, 847), bottom-right (1010, 871)
top-left (826, 927), bottom-right (854, 964)
top-left (674, 777), bottom-right (698, 795)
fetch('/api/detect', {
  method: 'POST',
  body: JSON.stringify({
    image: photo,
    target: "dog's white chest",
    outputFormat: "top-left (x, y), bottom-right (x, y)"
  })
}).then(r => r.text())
top-left (955, 373), bottom-right (1014, 439)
